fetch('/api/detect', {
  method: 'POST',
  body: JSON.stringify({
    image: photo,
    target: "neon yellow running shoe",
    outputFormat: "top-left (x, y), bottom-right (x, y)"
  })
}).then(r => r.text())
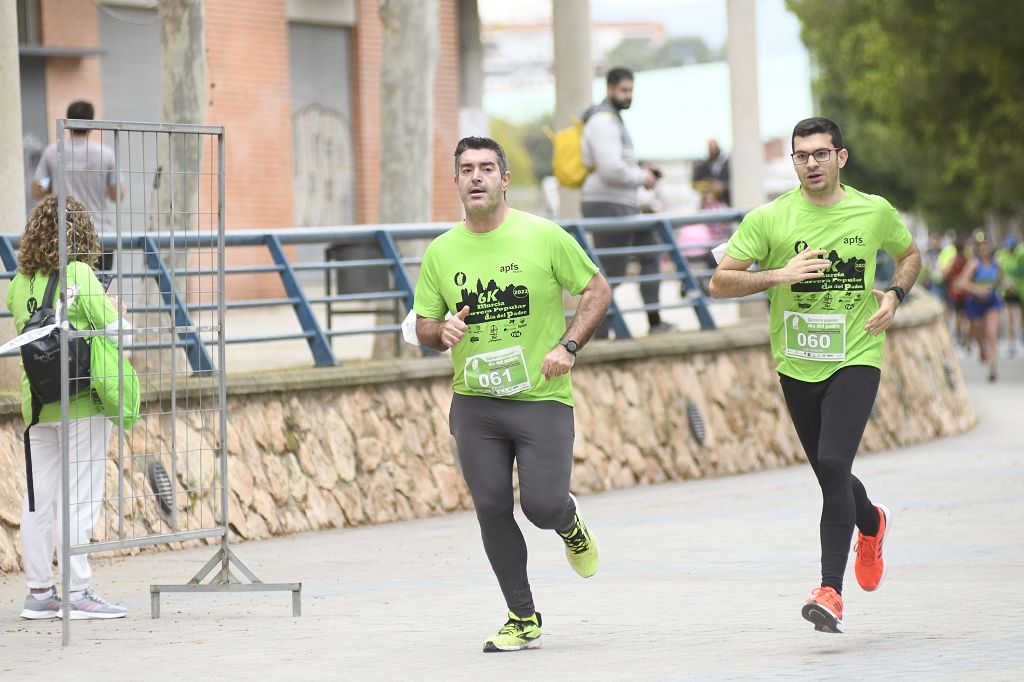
top-left (483, 611), bottom-right (542, 652)
top-left (558, 493), bottom-right (599, 578)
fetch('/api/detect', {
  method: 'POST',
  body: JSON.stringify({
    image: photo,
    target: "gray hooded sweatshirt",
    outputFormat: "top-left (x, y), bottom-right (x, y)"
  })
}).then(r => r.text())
top-left (580, 100), bottom-right (647, 208)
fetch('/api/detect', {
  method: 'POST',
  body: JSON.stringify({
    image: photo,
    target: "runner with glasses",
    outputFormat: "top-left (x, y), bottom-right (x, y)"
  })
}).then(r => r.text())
top-left (710, 116), bottom-right (921, 633)
top-left (792, 148), bottom-right (842, 165)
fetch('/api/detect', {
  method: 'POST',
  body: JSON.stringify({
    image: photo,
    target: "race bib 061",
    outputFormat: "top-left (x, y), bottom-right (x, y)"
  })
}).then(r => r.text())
top-left (463, 345), bottom-right (532, 396)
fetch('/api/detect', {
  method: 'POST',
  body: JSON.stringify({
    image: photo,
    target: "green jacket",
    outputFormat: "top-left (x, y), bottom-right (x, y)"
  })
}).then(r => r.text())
top-left (6, 261), bottom-right (119, 424)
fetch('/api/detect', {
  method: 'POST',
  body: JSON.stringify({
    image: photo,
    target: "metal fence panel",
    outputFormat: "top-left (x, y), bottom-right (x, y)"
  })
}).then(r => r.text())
top-left (54, 120), bottom-right (298, 645)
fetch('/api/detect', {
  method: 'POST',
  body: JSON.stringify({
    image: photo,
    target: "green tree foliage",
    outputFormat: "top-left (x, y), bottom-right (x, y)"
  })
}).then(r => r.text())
top-left (787, 0), bottom-right (1024, 230)
top-left (489, 115), bottom-right (554, 186)
top-left (489, 118), bottom-right (538, 187)
top-left (603, 35), bottom-right (723, 72)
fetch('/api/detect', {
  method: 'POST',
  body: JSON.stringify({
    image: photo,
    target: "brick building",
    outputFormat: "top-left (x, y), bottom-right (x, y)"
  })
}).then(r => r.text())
top-left (16, 0), bottom-right (464, 233)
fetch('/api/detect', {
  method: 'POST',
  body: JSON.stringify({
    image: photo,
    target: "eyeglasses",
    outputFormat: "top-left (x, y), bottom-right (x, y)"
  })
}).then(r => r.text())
top-left (791, 148), bottom-right (841, 165)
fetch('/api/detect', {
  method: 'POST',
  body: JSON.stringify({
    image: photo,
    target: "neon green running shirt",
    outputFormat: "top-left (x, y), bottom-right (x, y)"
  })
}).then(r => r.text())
top-left (726, 185), bottom-right (913, 383)
top-left (1015, 245), bottom-right (1024, 295)
top-left (996, 245), bottom-right (1024, 295)
top-left (414, 208), bottom-right (599, 406)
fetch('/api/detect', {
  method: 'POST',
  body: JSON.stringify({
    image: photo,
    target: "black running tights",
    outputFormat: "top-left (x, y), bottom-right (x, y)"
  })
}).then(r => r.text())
top-left (449, 394), bottom-right (578, 617)
top-left (780, 365), bottom-right (882, 594)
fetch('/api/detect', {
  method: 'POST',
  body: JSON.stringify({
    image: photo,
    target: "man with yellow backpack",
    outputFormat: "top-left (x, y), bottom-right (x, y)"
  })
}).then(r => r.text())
top-left (565, 67), bottom-right (669, 337)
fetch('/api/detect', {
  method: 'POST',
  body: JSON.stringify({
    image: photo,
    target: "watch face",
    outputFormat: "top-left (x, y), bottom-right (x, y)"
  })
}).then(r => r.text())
top-left (564, 340), bottom-right (578, 353)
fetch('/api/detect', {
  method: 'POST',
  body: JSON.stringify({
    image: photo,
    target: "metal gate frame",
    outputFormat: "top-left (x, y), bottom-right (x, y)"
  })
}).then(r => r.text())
top-left (55, 119), bottom-right (300, 646)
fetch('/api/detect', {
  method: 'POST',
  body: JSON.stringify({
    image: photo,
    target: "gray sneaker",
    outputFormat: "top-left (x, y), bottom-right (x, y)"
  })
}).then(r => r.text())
top-left (68, 588), bottom-right (127, 620)
top-left (20, 587), bottom-right (61, 620)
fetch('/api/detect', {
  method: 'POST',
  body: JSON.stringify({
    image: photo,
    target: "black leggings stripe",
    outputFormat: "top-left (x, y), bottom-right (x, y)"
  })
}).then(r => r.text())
top-left (780, 365), bottom-right (882, 594)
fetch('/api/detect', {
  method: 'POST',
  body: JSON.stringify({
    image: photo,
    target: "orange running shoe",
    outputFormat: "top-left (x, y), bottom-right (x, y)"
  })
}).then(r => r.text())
top-left (802, 587), bottom-right (844, 633)
top-left (854, 504), bottom-right (892, 592)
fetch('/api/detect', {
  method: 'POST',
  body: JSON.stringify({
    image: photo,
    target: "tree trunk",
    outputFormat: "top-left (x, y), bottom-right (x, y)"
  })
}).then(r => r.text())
top-left (157, 0), bottom-right (206, 234)
top-left (137, 0), bottom-right (207, 382)
top-left (375, 0), bottom-right (439, 359)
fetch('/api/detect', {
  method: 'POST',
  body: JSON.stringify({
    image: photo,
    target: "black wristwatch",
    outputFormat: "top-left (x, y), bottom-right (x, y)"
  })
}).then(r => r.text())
top-left (885, 286), bottom-right (905, 304)
top-left (561, 340), bottom-right (578, 356)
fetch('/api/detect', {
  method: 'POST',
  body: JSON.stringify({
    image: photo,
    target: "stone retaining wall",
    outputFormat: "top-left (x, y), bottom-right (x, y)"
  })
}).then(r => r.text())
top-left (0, 296), bottom-right (976, 574)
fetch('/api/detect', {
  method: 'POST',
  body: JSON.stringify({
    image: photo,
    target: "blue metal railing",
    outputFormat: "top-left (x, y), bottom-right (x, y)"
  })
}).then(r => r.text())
top-left (0, 209), bottom-right (744, 369)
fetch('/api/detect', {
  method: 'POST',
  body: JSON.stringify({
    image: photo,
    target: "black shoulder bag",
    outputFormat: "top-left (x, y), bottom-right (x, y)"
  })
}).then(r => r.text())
top-left (19, 274), bottom-right (92, 511)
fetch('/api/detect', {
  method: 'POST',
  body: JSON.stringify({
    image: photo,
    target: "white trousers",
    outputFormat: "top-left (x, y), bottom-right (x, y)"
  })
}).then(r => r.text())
top-left (21, 415), bottom-right (113, 591)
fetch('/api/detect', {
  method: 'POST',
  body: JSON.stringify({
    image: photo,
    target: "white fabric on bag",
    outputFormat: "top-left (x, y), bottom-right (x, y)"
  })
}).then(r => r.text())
top-left (0, 289), bottom-right (73, 355)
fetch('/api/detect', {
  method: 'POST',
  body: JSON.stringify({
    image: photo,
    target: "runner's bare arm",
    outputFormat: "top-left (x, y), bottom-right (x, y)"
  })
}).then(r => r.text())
top-left (888, 242), bottom-right (922, 297)
top-left (415, 316), bottom-right (446, 351)
top-left (416, 307), bottom-right (470, 352)
top-left (955, 259), bottom-right (980, 297)
top-left (709, 250), bottom-right (831, 299)
top-left (865, 242), bottom-right (923, 335)
top-left (562, 273), bottom-right (612, 347)
top-left (542, 273), bottom-right (612, 380)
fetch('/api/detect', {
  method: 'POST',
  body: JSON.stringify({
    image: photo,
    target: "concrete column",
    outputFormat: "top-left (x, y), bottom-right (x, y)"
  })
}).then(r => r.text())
top-left (726, 0), bottom-right (764, 212)
top-left (458, 0), bottom-right (487, 137)
top-left (0, 2), bottom-right (26, 232)
top-left (0, 3), bottom-right (24, 389)
top-left (552, 0), bottom-right (592, 219)
top-left (726, 0), bottom-right (767, 319)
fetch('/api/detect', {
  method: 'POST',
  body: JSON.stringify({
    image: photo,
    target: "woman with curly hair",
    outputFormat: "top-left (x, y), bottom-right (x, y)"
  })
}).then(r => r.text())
top-left (6, 195), bottom-right (127, 620)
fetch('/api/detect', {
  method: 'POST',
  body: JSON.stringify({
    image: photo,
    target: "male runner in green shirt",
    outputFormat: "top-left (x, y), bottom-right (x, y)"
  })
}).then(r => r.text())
top-left (710, 117), bottom-right (921, 633)
top-left (414, 137), bottom-right (612, 652)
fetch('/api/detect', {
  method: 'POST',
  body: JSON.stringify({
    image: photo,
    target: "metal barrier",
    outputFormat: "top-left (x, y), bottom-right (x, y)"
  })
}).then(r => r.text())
top-left (2, 209), bottom-right (743, 370)
top-left (565, 212), bottom-right (743, 338)
top-left (42, 120), bottom-right (298, 645)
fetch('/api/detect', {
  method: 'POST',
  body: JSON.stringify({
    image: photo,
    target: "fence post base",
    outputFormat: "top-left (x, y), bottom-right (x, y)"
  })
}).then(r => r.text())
top-left (150, 545), bottom-right (301, 619)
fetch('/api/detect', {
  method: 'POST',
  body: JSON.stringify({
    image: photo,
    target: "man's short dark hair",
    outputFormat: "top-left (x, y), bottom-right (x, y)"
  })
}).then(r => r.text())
top-left (454, 136), bottom-right (509, 177)
top-left (791, 117), bottom-right (844, 151)
top-left (606, 68), bottom-right (634, 87)
top-left (66, 100), bottom-right (95, 121)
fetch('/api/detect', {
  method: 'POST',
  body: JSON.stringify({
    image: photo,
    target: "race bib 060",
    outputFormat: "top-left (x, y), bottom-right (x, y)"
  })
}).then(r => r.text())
top-left (783, 311), bottom-right (847, 361)
top-left (463, 345), bottom-right (531, 396)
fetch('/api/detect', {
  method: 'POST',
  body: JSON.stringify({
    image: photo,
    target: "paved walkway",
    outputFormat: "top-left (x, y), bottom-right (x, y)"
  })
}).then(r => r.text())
top-left (1, 350), bottom-right (1021, 680)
